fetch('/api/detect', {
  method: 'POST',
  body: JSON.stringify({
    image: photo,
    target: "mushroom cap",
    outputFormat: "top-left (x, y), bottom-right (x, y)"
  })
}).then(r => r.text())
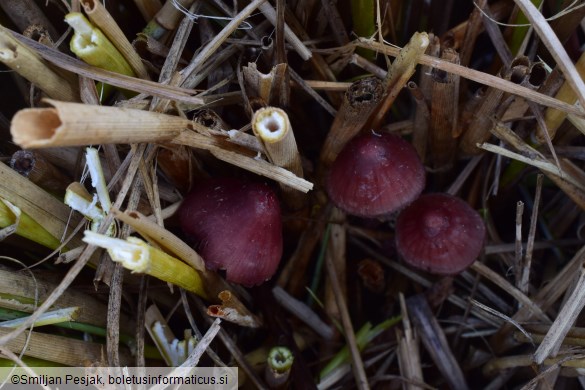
top-left (326, 132), bottom-right (425, 217)
top-left (178, 178), bottom-right (283, 287)
top-left (395, 193), bottom-right (486, 275)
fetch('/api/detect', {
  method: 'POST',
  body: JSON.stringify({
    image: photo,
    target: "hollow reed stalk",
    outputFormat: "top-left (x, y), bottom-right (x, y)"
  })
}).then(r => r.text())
top-left (0, 162), bottom-right (82, 248)
top-left (408, 82), bottom-right (430, 162)
top-left (0, 26), bottom-right (79, 102)
top-left (243, 63), bottom-right (290, 108)
top-left (368, 31), bottom-right (429, 130)
top-left (429, 48), bottom-right (460, 170)
top-left (459, 57), bottom-right (530, 154)
top-left (252, 107), bottom-right (305, 209)
top-left (83, 231), bottom-right (207, 298)
top-left (80, 0), bottom-right (150, 79)
top-left (0, 199), bottom-right (62, 251)
top-left (319, 77), bottom-right (384, 167)
top-left (11, 99), bottom-right (189, 148)
top-left (65, 13), bottom-right (134, 77)
top-left (9, 151), bottom-right (70, 197)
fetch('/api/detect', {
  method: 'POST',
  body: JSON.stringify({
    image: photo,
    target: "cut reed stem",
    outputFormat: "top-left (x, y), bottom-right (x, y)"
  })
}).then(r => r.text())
top-left (65, 12), bottom-right (134, 77)
top-left (83, 231), bottom-right (207, 298)
top-left (0, 26), bottom-right (79, 102)
top-left (11, 99), bottom-right (189, 148)
top-left (319, 77), bottom-right (384, 167)
top-left (80, 0), bottom-right (150, 79)
top-left (252, 107), bottom-right (305, 209)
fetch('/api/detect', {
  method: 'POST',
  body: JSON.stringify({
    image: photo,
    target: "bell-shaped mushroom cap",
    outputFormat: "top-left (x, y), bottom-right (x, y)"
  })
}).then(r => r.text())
top-left (179, 178), bottom-right (283, 287)
top-left (395, 193), bottom-right (486, 274)
top-left (326, 132), bottom-right (425, 217)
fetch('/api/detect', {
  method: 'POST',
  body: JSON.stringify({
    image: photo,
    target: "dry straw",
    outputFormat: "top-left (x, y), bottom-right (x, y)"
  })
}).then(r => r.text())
top-left (252, 107), bottom-right (305, 209)
top-left (0, 25), bottom-right (78, 102)
top-left (11, 99), bottom-right (189, 148)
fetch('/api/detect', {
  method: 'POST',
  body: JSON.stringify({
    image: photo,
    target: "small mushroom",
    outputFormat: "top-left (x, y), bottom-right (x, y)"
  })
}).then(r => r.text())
top-left (326, 132), bottom-right (425, 217)
top-left (395, 193), bottom-right (486, 274)
top-left (178, 178), bottom-right (283, 287)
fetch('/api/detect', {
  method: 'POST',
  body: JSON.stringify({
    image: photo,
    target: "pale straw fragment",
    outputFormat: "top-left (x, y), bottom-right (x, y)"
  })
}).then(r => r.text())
top-left (0, 25), bottom-right (78, 102)
top-left (11, 99), bottom-right (189, 148)
top-left (252, 107), bottom-right (305, 208)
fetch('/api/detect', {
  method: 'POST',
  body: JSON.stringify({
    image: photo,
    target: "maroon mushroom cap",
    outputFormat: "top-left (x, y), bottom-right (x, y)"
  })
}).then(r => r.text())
top-left (178, 178), bottom-right (283, 287)
top-left (326, 132), bottom-right (425, 217)
top-left (395, 193), bottom-right (486, 275)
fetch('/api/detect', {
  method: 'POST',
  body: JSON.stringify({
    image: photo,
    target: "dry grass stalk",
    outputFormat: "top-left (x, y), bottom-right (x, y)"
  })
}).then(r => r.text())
top-left (0, 143), bottom-right (141, 347)
top-left (243, 63), bottom-right (290, 108)
top-left (177, 0), bottom-right (268, 87)
top-left (319, 77), bottom-right (385, 167)
top-left (150, 1), bottom-right (199, 112)
top-left (258, 2), bottom-right (312, 61)
top-left (80, 0), bottom-right (150, 79)
top-left (519, 174), bottom-right (543, 295)
top-left (538, 52), bottom-right (585, 143)
top-left (512, 0), bottom-right (585, 109)
top-left (355, 38), bottom-right (585, 117)
top-left (324, 231), bottom-right (370, 390)
top-left (460, 57), bottom-right (529, 154)
top-left (0, 326), bottom-right (132, 366)
top-left (11, 99), bottom-right (189, 148)
top-left (406, 294), bottom-right (468, 390)
top-left (483, 354), bottom-right (585, 377)
top-left (491, 244), bottom-right (585, 352)
top-left (533, 268), bottom-right (585, 364)
top-left (252, 107), bottom-right (305, 209)
top-left (10, 32), bottom-right (204, 105)
top-left (0, 162), bottom-right (81, 248)
top-left (0, 26), bottom-right (79, 102)
top-left (515, 329), bottom-right (585, 347)
top-left (429, 48), bottom-right (459, 169)
top-left (207, 291), bottom-right (261, 328)
top-left (397, 293), bottom-right (424, 390)
top-left (409, 81), bottom-right (430, 161)
top-left (470, 262), bottom-right (549, 322)
top-left (0, 268), bottom-right (134, 334)
top-left (272, 286), bottom-right (335, 340)
top-left (369, 32), bottom-right (430, 130)
top-left (173, 130), bottom-right (313, 192)
top-left (9, 150), bottom-right (70, 197)
top-left (324, 208), bottom-right (346, 335)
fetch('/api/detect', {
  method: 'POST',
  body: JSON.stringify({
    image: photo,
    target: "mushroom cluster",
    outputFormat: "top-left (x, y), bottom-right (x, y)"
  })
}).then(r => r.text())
top-left (326, 132), bottom-right (485, 275)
